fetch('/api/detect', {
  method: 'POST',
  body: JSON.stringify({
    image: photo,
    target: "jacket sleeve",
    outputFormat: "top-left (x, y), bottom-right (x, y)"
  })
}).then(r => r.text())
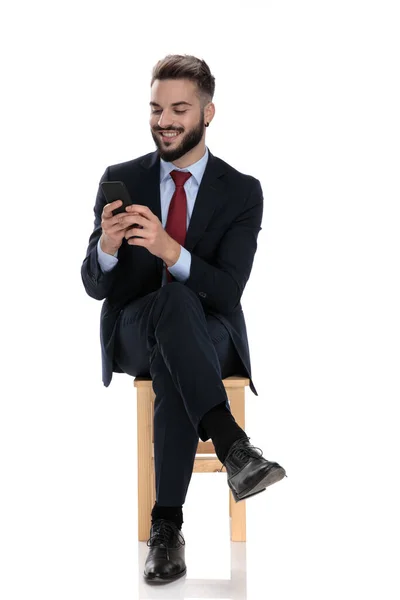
top-left (81, 167), bottom-right (121, 300)
top-left (184, 178), bottom-right (263, 314)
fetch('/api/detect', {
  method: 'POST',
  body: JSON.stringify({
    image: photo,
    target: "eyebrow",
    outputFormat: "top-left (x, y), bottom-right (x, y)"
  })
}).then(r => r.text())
top-left (150, 101), bottom-right (193, 108)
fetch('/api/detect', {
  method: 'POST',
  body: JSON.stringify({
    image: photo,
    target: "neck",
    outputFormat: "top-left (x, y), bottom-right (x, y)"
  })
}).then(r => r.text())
top-left (172, 141), bottom-right (206, 169)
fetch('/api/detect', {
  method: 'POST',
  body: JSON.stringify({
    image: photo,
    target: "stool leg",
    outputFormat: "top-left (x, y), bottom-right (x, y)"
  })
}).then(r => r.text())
top-left (137, 385), bottom-right (153, 541)
top-left (150, 394), bottom-right (156, 510)
top-left (228, 386), bottom-right (246, 542)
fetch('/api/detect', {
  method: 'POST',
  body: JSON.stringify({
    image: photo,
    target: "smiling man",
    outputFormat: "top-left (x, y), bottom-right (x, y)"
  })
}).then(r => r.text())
top-left (150, 78), bottom-right (211, 166)
top-left (81, 54), bottom-right (286, 585)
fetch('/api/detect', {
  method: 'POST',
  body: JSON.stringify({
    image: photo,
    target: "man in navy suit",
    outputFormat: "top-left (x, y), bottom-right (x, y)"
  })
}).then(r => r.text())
top-left (81, 54), bottom-right (286, 584)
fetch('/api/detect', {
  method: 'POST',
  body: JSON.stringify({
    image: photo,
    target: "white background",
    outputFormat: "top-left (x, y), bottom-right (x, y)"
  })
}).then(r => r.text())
top-left (1, 1), bottom-right (399, 598)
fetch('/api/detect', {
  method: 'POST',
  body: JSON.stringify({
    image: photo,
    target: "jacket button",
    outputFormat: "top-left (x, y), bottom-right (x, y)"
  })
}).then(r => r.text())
top-left (199, 292), bottom-right (207, 298)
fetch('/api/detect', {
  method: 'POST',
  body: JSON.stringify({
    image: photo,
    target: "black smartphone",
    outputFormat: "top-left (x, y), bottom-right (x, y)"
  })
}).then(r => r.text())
top-left (100, 181), bottom-right (133, 216)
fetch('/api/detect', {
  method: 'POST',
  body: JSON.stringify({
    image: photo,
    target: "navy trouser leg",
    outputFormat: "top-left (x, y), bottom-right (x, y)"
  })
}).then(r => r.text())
top-left (114, 282), bottom-right (244, 505)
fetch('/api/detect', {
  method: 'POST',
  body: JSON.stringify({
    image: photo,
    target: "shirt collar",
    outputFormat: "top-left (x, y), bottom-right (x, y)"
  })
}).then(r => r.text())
top-left (160, 146), bottom-right (209, 186)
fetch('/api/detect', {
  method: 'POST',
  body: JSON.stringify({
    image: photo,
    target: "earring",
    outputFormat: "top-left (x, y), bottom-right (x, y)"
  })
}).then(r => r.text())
top-left (205, 122), bottom-right (209, 127)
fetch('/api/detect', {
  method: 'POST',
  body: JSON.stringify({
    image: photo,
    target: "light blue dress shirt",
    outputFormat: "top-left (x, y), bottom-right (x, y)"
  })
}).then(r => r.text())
top-left (97, 146), bottom-right (210, 286)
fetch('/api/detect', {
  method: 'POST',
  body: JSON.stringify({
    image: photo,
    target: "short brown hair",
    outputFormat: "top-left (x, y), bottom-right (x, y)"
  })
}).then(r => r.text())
top-left (151, 54), bottom-right (215, 108)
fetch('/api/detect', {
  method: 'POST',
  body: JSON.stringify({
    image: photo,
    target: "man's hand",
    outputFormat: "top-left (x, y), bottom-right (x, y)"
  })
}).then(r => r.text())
top-left (100, 200), bottom-right (132, 255)
top-left (121, 204), bottom-right (181, 266)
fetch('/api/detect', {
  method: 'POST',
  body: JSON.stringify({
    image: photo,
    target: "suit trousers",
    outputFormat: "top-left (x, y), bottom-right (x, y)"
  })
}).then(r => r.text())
top-left (113, 282), bottom-right (245, 506)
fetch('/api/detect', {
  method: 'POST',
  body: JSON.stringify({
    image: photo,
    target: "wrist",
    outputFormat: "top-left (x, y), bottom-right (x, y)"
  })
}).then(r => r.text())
top-left (100, 234), bottom-right (120, 256)
top-left (164, 240), bottom-right (181, 268)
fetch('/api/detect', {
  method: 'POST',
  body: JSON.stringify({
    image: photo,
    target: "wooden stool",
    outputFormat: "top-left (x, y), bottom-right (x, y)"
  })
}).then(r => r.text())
top-left (134, 375), bottom-right (249, 542)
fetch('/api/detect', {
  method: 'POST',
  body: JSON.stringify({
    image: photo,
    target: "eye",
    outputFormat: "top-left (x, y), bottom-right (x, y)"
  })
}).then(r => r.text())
top-left (151, 110), bottom-right (187, 115)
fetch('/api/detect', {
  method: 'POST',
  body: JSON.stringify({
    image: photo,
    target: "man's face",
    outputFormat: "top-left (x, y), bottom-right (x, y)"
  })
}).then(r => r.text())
top-left (150, 79), bottom-right (206, 162)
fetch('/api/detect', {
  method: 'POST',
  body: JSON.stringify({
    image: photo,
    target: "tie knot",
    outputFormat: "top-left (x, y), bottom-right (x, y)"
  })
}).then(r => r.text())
top-left (170, 170), bottom-right (192, 187)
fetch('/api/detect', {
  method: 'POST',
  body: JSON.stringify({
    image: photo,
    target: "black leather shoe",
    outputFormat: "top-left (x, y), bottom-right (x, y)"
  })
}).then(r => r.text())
top-left (222, 437), bottom-right (287, 502)
top-left (143, 519), bottom-right (186, 584)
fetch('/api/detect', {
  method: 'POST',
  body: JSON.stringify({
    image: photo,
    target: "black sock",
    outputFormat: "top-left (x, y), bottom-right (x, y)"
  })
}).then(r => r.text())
top-left (151, 502), bottom-right (183, 530)
top-left (199, 401), bottom-right (248, 463)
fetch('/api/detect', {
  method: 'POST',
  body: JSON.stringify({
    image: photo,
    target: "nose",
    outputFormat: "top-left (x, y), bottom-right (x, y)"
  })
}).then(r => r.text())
top-left (157, 111), bottom-right (174, 130)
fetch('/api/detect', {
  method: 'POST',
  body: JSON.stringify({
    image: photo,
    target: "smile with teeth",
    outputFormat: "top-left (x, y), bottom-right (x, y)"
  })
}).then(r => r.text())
top-left (160, 131), bottom-right (181, 139)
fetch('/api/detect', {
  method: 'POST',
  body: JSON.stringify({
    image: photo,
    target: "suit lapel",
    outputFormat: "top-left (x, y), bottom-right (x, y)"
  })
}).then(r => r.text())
top-left (139, 147), bottom-right (228, 255)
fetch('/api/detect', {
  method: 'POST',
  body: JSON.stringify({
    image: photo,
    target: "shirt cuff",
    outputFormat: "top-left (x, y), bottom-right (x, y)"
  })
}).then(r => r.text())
top-left (97, 238), bottom-right (118, 272)
top-left (167, 246), bottom-right (191, 282)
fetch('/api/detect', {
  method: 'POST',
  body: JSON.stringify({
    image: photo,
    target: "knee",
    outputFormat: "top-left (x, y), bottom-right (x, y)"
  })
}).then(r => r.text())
top-left (157, 282), bottom-right (202, 308)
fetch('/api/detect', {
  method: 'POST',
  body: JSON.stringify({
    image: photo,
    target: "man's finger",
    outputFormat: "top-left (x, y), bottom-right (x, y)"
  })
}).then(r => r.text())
top-left (126, 204), bottom-right (152, 217)
top-left (103, 200), bottom-right (122, 216)
top-left (117, 214), bottom-right (145, 227)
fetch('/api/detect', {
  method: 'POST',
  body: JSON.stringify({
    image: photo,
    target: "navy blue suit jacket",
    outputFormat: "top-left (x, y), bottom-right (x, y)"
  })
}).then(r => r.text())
top-left (81, 148), bottom-right (263, 395)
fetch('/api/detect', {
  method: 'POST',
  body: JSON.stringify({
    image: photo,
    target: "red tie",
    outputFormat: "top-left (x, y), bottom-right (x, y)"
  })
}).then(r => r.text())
top-left (165, 170), bottom-right (192, 282)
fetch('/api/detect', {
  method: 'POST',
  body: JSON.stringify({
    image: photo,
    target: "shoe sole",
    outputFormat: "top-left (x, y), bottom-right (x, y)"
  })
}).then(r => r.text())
top-left (229, 466), bottom-right (287, 503)
top-left (144, 567), bottom-right (187, 584)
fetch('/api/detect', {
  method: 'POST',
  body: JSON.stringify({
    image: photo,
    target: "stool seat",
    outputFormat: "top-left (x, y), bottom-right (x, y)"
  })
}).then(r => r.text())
top-left (134, 375), bottom-right (249, 542)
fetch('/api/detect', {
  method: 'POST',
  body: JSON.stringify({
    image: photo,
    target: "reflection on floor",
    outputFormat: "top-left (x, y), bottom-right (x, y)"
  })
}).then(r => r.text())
top-left (137, 540), bottom-right (247, 599)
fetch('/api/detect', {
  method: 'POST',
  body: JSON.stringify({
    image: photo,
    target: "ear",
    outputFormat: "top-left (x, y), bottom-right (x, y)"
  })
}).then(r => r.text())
top-left (205, 102), bottom-right (215, 126)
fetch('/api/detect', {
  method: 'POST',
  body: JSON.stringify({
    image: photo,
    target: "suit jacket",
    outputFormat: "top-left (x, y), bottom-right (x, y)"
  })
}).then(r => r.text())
top-left (81, 147), bottom-right (263, 395)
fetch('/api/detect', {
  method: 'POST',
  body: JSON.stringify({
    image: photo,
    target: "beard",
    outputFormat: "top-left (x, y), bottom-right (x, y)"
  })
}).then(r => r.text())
top-left (151, 111), bottom-right (205, 162)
